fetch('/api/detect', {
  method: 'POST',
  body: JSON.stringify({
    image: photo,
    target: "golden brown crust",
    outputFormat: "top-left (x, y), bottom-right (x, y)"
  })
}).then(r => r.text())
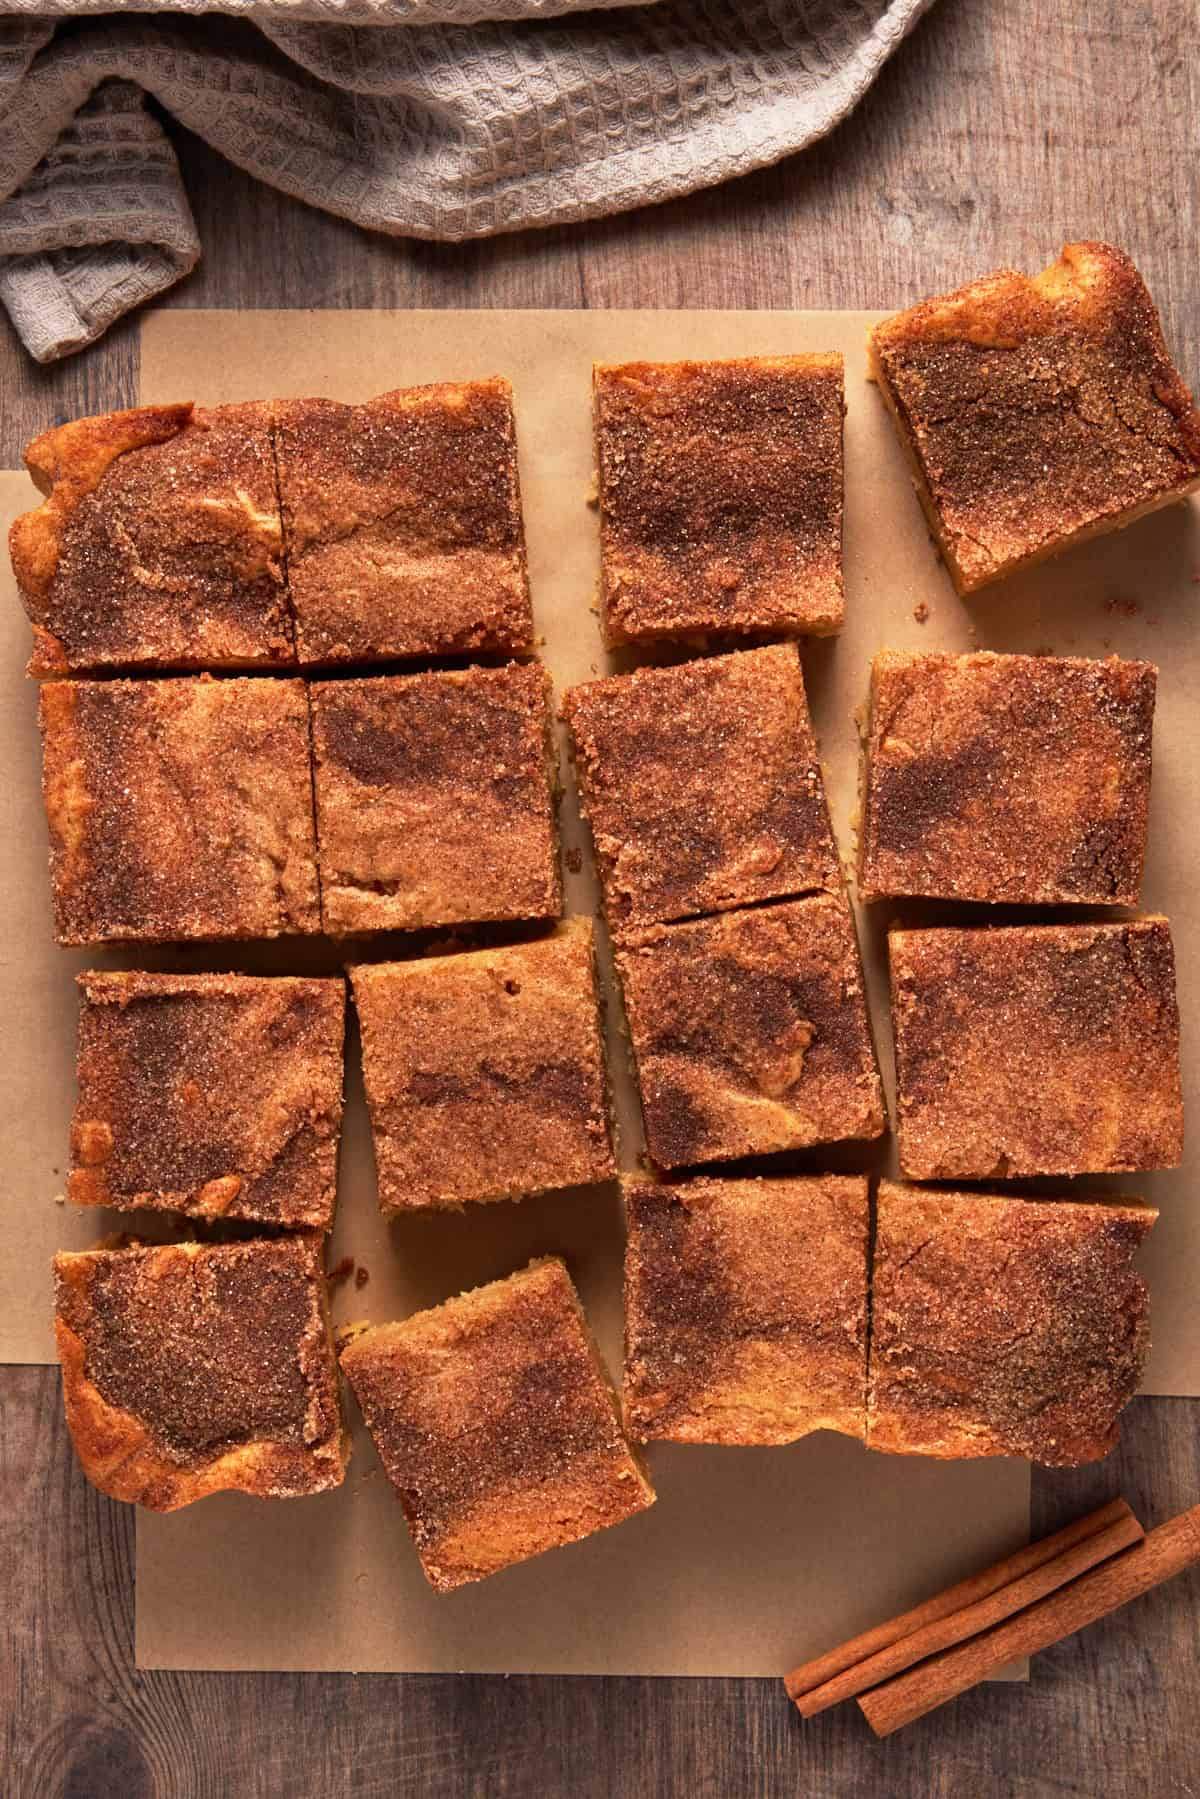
top-left (870, 243), bottom-right (1200, 592)
top-left (350, 919), bottom-right (613, 1211)
top-left (614, 895), bottom-right (885, 1170)
top-left (594, 355), bottom-right (845, 645)
top-left (310, 662), bottom-right (561, 935)
top-left (868, 1182), bottom-right (1156, 1466)
top-left (339, 1258), bottom-right (654, 1590)
top-left (622, 1173), bottom-right (869, 1445)
top-left (562, 644), bottom-right (839, 932)
top-left (68, 971), bottom-right (346, 1228)
top-left (54, 1235), bottom-right (349, 1511)
top-left (38, 676), bottom-right (321, 944)
top-left (12, 402), bottom-right (293, 675)
top-left (859, 650), bottom-right (1156, 904)
top-left (890, 918), bottom-right (1184, 1179)
top-left (274, 380), bottom-right (533, 664)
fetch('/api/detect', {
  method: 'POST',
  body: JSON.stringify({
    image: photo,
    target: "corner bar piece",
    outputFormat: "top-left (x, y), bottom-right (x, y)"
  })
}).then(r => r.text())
top-left (11, 402), bottom-right (292, 675)
top-left (869, 242), bottom-right (1200, 593)
top-left (54, 1234), bottom-right (348, 1510)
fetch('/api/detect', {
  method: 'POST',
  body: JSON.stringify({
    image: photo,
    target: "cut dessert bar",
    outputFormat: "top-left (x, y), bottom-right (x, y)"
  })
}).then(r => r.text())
top-left (869, 242), bottom-right (1200, 593)
top-left (622, 1173), bottom-right (869, 1445)
top-left (868, 1182), bottom-right (1156, 1466)
top-left (890, 919), bottom-right (1184, 1179)
top-left (68, 972), bottom-right (346, 1229)
top-left (614, 895), bottom-right (884, 1170)
top-left (339, 1258), bottom-right (655, 1591)
top-left (593, 355), bottom-right (845, 645)
top-left (562, 643), bottom-right (840, 933)
top-left (858, 651), bottom-right (1156, 905)
top-left (54, 1234), bottom-right (348, 1510)
top-left (11, 402), bottom-right (292, 675)
top-left (350, 919), bottom-right (613, 1212)
top-left (38, 676), bottom-right (320, 944)
top-left (310, 662), bottom-right (560, 934)
top-left (274, 380), bottom-right (533, 664)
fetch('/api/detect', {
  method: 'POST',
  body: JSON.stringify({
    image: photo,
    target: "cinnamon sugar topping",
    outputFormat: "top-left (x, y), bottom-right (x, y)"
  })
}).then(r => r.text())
top-left (54, 1235), bottom-right (348, 1510)
top-left (339, 1259), bottom-right (653, 1590)
top-left (870, 243), bottom-right (1200, 592)
top-left (869, 1183), bottom-right (1156, 1466)
top-left (860, 650), bottom-right (1155, 904)
top-left (563, 643), bottom-right (839, 932)
top-left (69, 971), bottom-right (345, 1228)
top-left (594, 355), bottom-right (845, 645)
top-left (890, 918), bottom-right (1184, 1179)
top-left (623, 1174), bottom-right (869, 1445)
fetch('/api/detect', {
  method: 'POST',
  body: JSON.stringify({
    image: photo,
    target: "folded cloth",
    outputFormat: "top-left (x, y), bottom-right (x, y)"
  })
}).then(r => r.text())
top-left (0, 0), bottom-right (935, 363)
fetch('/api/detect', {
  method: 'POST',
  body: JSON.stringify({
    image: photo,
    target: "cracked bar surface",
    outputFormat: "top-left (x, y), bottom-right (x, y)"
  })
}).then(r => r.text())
top-left (890, 919), bottom-right (1184, 1179)
top-left (350, 919), bottom-right (613, 1211)
top-left (11, 402), bottom-right (293, 676)
top-left (622, 1173), bottom-right (869, 1445)
top-left (869, 1182), bottom-right (1156, 1466)
top-left (615, 895), bottom-right (884, 1170)
top-left (69, 972), bottom-right (346, 1229)
top-left (310, 662), bottom-right (560, 934)
top-left (563, 643), bottom-right (840, 933)
top-left (870, 242), bottom-right (1200, 593)
top-left (594, 355), bottom-right (844, 646)
top-left (859, 651), bottom-right (1155, 904)
top-left (39, 676), bottom-right (321, 944)
top-left (55, 1234), bottom-right (348, 1511)
top-left (340, 1258), bottom-right (654, 1591)
top-left (275, 380), bottom-right (533, 665)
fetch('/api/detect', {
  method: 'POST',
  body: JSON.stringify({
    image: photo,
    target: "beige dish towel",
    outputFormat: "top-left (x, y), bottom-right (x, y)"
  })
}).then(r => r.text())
top-left (0, 1), bottom-right (935, 363)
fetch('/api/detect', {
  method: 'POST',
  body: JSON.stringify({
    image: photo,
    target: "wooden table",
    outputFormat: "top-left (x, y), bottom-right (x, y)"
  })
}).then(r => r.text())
top-left (5, 2), bottom-right (1198, 1793)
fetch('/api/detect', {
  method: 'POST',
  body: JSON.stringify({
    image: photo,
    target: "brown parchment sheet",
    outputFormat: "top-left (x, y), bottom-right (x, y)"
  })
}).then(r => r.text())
top-left (0, 302), bottom-right (1189, 1675)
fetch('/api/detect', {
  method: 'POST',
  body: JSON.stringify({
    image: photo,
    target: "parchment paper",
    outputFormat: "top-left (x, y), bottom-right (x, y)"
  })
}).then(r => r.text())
top-left (2, 305), bottom-right (1193, 1675)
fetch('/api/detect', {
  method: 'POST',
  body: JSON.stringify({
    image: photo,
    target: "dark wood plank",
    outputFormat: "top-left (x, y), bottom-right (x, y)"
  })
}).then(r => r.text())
top-left (3, 0), bottom-right (1198, 1792)
top-left (2, 0), bottom-right (1197, 458)
top-left (6, 1369), bottom-right (1197, 1799)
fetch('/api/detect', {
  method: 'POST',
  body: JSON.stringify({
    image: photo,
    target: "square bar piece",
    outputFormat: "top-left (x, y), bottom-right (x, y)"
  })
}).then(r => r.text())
top-left (594, 355), bottom-right (844, 646)
top-left (870, 242), bottom-right (1200, 593)
top-left (869, 1183), bottom-right (1156, 1466)
top-left (890, 919), bottom-right (1184, 1179)
top-left (69, 972), bottom-right (346, 1229)
top-left (54, 1234), bottom-right (348, 1511)
top-left (623, 1174), bottom-right (869, 1445)
top-left (340, 1258), bottom-right (655, 1591)
top-left (275, 380), bottom-right (533, 664)
top-left (11, 402), bottom-right (292, 676)
top-left (39, 676), bottom-right (320, 944)
top-left (310, 663), bottom-right (560, 934)
top-left (350, 919), bottom-right (613, 1211)
top-left (859, 651), bottom-right (1156, 905)
top-left (563, 644), bottom-right (839, 933)
top-left (615, 896), bottom-right (884, 1170)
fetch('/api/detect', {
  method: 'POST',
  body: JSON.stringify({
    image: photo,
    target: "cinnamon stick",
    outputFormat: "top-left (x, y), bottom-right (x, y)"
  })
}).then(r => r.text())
top-left (785, 1496), bottom-right (1135, 1711)
top-left (859, 1502), bottom-right (1200, 1738)
top-left (789, 1504), bottom-right (1143, 1717)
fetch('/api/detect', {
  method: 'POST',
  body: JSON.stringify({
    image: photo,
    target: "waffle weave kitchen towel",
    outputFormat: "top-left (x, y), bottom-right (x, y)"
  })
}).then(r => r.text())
top-left (0, 0), bottom-right (934, 362)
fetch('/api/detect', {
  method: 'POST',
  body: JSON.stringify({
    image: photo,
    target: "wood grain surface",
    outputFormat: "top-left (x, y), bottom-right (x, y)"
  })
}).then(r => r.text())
top-left (3, 1), bottom-right (1199, 1794)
